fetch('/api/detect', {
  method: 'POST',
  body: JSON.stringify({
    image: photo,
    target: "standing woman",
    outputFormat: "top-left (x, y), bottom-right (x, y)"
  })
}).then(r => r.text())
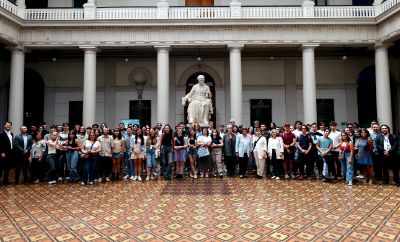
top-left (211, 129), bottom-right (224, 178)
top-left (131, 129), bottom-right (145, 181)
top-left (29, 132), bottom-right (46, 183)
top-left (356, 128), bottom-right (373, 185)
top-left (81, 132), bottom-right (101, 185)
top-left (66, 131), bottom-right (80, 182)
top-left (174, 128), bottom-right (187, 179)
top-left (233, 125), bottom-right (240, 137)
top-left (111, 129), bottom-right (125, 180)
top-left (268, 130), bottom-right (284, 179)
top-left (46, 132), bottom-right (59, 185)
top-left (247, 127), bottom-right (256, 174)
top-left (253, 129), bottom-right (267, 179)
top-left (160, 124), bottom-right (174, 180)
top-left (223, 125), bottom-right (237, 176)
top-left (187, 128), bottom-right (198, 179)
top-left (339, 132), bottom-right (354, 186)
top-left (235, 127), bottom-right (253, 179)
top-left (197, 128), bottom-right (212, 178)
top-left (146, 128), bottom-right (158, 181)
top-left (194, 123), bottom-right (202, 138)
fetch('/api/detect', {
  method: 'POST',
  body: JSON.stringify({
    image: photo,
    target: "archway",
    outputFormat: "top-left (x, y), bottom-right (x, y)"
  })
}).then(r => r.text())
top-left (184, 72), bottom-right (216, 126)
top-left (24, 68), bottom-right (44, 127)
top-left (357, 65), bottom-right (397, 130)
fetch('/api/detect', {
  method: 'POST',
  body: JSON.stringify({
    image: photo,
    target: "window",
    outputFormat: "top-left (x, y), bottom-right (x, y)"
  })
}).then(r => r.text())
top-left (317, 99), bottom-right (334, 125)
top-left (315, 0), bottom-right (327, 6)
top-left (74, 0), bottom-right (86, 8)
top-left (129, 100), bottom-right (151, 127)
top-left (26, 0), bottom-right (48, 8)
top-left (250, 99), bottom-right (272, 126)
top-left (69, 101), bottom-right (83, 126)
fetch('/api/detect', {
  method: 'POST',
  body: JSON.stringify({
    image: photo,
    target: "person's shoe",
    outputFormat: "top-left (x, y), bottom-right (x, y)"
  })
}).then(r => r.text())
top-left (137, 176), bottom-right (142, 181)
top-left (190, 173), bottom-right (194, 178)
top-left (89, 182), bottom-right (94, 185)
top-left (48, 180), bottom-right (56, 185)
top-left (271, 176), bottom-right (276, 179)
top-left (129, 176), bottom-right (134, 180)
top-left (146, 176), bottom-right (150, 181)
top-left (98, 177), bottom-right (102, 183)
top-left (219, 173), bottom-right (224, 179)
top-left (369, 179), bottom-right (373, 185)
top-left (298, 176), bottom-right (304, 180)
top-left (33, 179), bottom-right (40, 184)
top-left (276, 177), bottom-right (280, 180)
top-left (81, 182), bottom-right (86, 186)
top-left (240, 175), bottom-right (244, 179)
top-left (200, 173), bottom-right (204, 178)
top-left (150, 174), bottom-right (155, 180)
top-left (194, 174), bottom-right (198, 179)
top-left (105, 177), bottom-right (110, 182)
top-left (285, 174), bottom-right (290, 179)
top-left (348, 181), bottom-right (353, 186)
top-left (57, 177), bottom-right (63, 182)
top-left (205, 173), bottom-right (209, 178)
top-left (131, 176), bottom-right (137, 181)
top-left (175, 175), bottom-right (180, 179)
top-left (93, 179), bottom-right (97, 183)
top-left (123, 175), bottom-right (129, 179)
top-left (291, 174), bottom-right (296, 179)
top-left (356, 174), bottom-right (364, 179)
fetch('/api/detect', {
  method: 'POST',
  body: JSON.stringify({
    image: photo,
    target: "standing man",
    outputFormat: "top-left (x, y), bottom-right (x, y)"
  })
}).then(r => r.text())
top-left (370, 122), bottom-right (381, 181)
top-left (329, 121), bottom-right (342, 179)
top-left (376, 125), bottom-right (399, 185)
top-left (13, 126), bottom-right (33, 184)
top-left (97, 127), bottom-right (113, 182)
top-left (309, 123), bottom-right (322, 179)
top-left (0, 121), bottom-right (13, 185)
top-left (316, 128), bottom-right (333, 182)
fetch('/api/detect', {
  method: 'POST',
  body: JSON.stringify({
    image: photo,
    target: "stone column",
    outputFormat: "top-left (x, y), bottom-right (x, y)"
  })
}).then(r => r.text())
top-left (375, 43), bottom-right (393, 129)
top-left (229, 44), bottom-right (244, 125)
top-left (155, 46), bottom-right (170, 126)
top-left (80, 46), bottom-right (98, 127)
top-left (16, 0), bottom-right (26, 18)
top-left (7, 46), bottom-right (25, 133)
top-left (302, 44), bottom-right (318, 124)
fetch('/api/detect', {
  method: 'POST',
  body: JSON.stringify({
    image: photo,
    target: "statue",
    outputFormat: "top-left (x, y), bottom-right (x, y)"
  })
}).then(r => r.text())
top-left (182, 75), bottom-right (213, 125)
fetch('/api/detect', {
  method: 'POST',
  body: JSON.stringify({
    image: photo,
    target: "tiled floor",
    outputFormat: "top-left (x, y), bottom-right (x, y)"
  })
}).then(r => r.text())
top-left (0, 178), bottom-right (399, 241)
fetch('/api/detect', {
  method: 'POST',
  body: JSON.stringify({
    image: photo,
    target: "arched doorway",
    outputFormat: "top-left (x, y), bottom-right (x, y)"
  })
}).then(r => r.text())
top-left (184, 72), bottom-right (216, 126)
top-left (24, 68), bottom-right (44, 127)
top-left (357, 65), bottom-right (397, 130)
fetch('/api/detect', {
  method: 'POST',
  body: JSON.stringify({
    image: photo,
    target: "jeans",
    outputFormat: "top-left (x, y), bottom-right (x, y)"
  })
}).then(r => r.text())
top-left (161, 146), bottom-right (173, 179)
top-left (57, 151), bottom-right (67, 178)
top-left (341, 151), bottom-right (353, 182)
top-left (125, 152), bottom-right (133, 177)
top-left (320, 154), bottom-right (333, 178)
top-left (82, 156), bottom-right (98, 183)
top-left (66, 151), bottom-right (79, 181)
top-left (146, 148), bottom-right (157, 168)
top-left (46, 154), bottom-right (57, 181)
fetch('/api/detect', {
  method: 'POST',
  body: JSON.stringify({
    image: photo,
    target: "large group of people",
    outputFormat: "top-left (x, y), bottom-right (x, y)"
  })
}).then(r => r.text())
top-left (0, 119), bottom-right (399, 187)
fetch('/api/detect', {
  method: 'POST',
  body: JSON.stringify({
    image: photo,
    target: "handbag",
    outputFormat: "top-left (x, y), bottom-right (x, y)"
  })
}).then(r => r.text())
top-left (197, 147), bottom-right (210, 158)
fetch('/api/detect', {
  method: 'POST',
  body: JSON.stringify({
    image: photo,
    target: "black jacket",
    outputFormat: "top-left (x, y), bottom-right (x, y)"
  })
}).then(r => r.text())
top-left (13, 134), bottom-right (33, 154)
top-left (376, 133), bottom-right (398, 157)
top-left (0, 131), bottom-right (13, 155)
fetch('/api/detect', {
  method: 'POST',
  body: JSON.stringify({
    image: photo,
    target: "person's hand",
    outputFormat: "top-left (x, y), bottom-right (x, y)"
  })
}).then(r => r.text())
top-left (236, 152), bottom-right (239, 157)
top-left (348, 160), bottom-right (352, 165)
top-left (384, 151), bottom-right (389, 157)
top-left (109, 154), bottom-right (112, 158)
top-left (1, 153), bottom-right (6, 159)
top-left (28, 157), bottom-right (32, 163)
top-left (322, 152), bottom-right (326, 157)
top-left (23, 150), bottom-right (28, 155)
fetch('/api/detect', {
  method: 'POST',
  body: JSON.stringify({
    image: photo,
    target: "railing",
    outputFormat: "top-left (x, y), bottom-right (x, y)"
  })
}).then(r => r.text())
top-left (169, 7), bottom-right (230, 19)
top-left (25, 9), bottom-right (84, 20)
top-left (378, 0), bottom-right (400, 15)
top-left (0, 2), bottom-right (399, 21)
top-left (0, 0), bottom-right (16, 15)
top-left (314, 6), bottom-right (375, 18)
top-left (97, 8), bottom-right (157, 19)
top-left (242, 7), bottom-right (302, 18)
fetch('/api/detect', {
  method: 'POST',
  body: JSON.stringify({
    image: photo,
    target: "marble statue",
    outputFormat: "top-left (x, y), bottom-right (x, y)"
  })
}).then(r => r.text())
top-left (182, 75), bottom-right (213, 125)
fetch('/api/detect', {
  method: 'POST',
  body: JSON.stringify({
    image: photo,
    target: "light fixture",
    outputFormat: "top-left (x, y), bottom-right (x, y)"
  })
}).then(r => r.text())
top-left (125, 58), bottom-right (129, 62)
top-left (52, 57), bottom-right (57, 62)
top-left (342, 55), bottom-right (347, 61)
top-left (270, 56), bottom-right (275, 60)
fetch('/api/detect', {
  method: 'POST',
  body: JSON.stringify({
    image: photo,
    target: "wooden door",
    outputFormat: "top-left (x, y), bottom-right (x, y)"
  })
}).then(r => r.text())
top-left (185, 0), bottom-right (214, 6)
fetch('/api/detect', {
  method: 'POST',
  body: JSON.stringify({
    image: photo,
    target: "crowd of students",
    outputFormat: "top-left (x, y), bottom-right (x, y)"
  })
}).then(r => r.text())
top-left (0, 119), bottom-right (398, 187)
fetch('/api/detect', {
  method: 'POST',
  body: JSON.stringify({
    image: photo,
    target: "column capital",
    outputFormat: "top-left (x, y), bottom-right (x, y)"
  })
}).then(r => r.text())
top-left (79, 45), bottom-right (100, 52)
top-left (375, 42), bottom-right (393, 50)
top-left (228, 44), bottom-right (244, 51)
top-left (302, 44), bottom-right (319, 50)
top-left (154, 45), bottom-right (171, 52)
top-left (6, 45), bottom-right (29, 53)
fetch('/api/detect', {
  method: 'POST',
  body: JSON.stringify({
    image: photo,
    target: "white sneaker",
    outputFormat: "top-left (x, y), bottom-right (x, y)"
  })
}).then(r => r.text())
top-left (276, 177), bottom-right (280, 180)
top-left (194, 174), bottom-right (198, 179)
top-left (356, 175), bottom-right (364, 179)
top-left (105, 177), bottom-right (110, 182)
top-left (291, 174), bottom-right (296, 179)
top-left (34, 179), bottom-right (40, 184)
top-left (205, 173), bottom-right (209, 178)
top-left (146, 176), bottom-right (150, 181)
top-left (123, 175), bottom-right (129, 179)
top-left (57, 177), bottom-right (63, 182)
top-left (271, 176), bottom-right (276, 179)
top-left (98, 177), bottom-right (102, 183)
top-left (81, 182), bottom-right (85, 186)
top-left (153, 172), bottom-right (158, 177)
top-left (137, 176), bottom-right (142, 181)
top-left (48, 180), bottom-right (56, 185)
top-left (129, 176), bottom-right (134, 180)
top-left (285, 174), bottom-right (290, 179)
top-left (150, 174), bottom-right (155, 180)
top-left (348, 181), bottom-right (353, 186)
top-left (200, 173), bottom-right (204, 178)
top-left (93, 179), bottom-right (97, 183)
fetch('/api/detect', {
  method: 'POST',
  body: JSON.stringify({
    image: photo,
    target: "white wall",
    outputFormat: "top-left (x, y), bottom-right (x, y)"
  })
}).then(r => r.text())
top-left (48, 0), bottom-right (73, 8)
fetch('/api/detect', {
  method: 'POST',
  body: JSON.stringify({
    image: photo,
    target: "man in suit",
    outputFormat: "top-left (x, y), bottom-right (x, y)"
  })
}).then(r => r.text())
top-left (376, 124), bottom-right (399, 186)
top-left (13, 125), bottom-right (33, 184)
top-left (0, 121), bottom-right (14, 185)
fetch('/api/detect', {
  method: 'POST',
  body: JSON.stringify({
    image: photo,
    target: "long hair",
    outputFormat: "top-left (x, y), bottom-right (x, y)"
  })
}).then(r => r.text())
top-left (67, 131), bottom-right (77, 144)
top-left (112, 129), bottom-right (122, 140)
top-left (135, 129), bottom-right (144, 144)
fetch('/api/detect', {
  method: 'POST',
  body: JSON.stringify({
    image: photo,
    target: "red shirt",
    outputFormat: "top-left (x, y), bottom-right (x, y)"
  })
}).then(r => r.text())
top-left (282, 132), bottom-right (296, 145)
